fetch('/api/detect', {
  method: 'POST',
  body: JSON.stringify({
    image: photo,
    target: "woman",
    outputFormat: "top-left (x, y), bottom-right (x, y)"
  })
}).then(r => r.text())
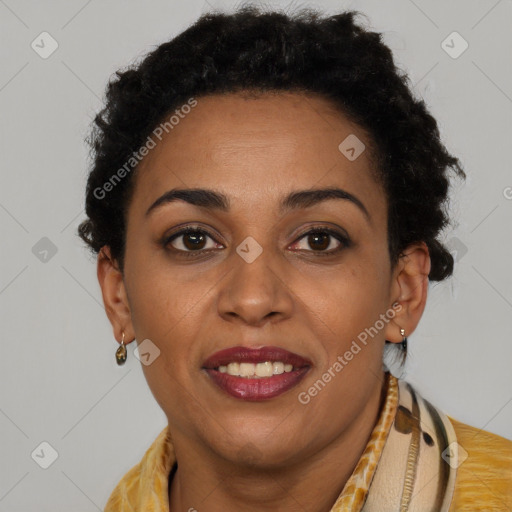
top-left (78, 6), bottom-right (512, 511)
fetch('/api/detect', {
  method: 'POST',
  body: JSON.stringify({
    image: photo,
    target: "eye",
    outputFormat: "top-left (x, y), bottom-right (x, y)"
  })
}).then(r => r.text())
top-left (290, 228), bottom-right (350, 254)
top-left (164, 228), bottom-right (223, 253)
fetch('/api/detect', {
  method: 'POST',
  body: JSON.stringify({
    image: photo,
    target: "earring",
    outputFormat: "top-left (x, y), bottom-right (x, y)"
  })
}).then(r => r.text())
top-left (400, 328), bottom-right (408, 352)
top-left (115, 332), bottom-right (127, 365)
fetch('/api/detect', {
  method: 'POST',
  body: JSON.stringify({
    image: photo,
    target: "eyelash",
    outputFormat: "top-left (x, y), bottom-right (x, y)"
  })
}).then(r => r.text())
top-left (162, 225), bottom-right (351, 258)
top-left (292, 227), bottom-right (351, 255)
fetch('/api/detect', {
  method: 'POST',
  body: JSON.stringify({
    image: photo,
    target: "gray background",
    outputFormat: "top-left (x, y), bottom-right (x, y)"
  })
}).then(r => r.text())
top-left (1, 0), bottom-right (511, 510)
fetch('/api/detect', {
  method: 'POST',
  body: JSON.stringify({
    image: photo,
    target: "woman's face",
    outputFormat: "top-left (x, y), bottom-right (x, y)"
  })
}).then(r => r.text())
top-left (108, 91), bottom-right (411, 466)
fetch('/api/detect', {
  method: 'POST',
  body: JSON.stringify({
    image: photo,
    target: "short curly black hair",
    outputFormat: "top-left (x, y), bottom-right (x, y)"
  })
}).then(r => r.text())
top-left (78, 5), bottom-right (465, 284)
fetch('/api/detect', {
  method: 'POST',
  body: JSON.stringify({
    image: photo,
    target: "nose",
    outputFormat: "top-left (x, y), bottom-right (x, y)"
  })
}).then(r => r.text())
top-left (216, 246), bottom-right (294, 327)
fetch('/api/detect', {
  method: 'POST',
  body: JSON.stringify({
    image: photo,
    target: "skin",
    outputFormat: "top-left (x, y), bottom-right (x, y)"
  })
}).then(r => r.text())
top-left (98, 91), bottom-right (430, 512)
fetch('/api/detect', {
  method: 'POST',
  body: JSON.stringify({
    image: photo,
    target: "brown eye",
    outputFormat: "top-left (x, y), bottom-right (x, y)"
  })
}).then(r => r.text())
top-left (166, 229), bottom-right (221, 252)
top-left (182, 231), bottom-right (207, 250)
top-left (290, 228), bottom-right (350, 254)
top-left (307, 232), bottom-right (331, 251)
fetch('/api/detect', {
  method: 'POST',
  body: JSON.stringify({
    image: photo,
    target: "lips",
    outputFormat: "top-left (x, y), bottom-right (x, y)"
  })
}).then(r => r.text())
top-left (202, 346), bottom-right (311, 369)
top-left (202, 346), bottom-right (312, 401)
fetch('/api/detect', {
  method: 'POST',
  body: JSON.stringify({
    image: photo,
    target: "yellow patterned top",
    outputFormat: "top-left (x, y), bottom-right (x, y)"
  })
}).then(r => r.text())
top-left (104, 372), bottom-right (512, 511)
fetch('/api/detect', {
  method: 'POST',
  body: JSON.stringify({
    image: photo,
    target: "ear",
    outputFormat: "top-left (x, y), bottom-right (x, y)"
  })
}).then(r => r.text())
top-left (383, 241), bottom-right (431, 343)
top-left (97, 246), bottom-right (135, 344)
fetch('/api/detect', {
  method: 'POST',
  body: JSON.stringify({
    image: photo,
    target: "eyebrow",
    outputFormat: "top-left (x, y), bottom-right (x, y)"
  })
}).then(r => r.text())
top-left (145, 187), bottom-right (370, 221)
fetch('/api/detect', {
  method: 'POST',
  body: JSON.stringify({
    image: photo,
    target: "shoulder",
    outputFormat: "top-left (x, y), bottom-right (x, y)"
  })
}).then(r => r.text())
top-left (448, 416), bottom-right (512, 511)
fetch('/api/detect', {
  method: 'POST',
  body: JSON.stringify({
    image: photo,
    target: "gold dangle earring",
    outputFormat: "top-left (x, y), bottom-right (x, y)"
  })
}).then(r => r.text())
top-left (116, 332), bottom-right (127, 365)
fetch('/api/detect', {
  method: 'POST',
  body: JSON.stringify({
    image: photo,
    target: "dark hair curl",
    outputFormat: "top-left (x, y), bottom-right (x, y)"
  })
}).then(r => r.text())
top-left (78, 5), bottom-right (465, 286)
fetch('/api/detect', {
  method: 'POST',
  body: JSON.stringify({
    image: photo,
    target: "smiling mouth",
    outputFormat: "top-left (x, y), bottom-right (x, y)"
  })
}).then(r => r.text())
top-left (217, 361), bottom-right (295, 378)
top-left (202, 346), bottom-right (311, 400)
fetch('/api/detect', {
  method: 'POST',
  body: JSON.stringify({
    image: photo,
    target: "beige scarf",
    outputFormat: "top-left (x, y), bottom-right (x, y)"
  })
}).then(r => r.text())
top-left (330, 374), bottom-right (458, 511)
top-left (365, 378), bottom-right (458, 511)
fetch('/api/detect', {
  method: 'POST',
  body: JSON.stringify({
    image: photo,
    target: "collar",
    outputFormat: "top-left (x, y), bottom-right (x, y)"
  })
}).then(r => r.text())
top-left (104, 372), bottom-right (457, 511)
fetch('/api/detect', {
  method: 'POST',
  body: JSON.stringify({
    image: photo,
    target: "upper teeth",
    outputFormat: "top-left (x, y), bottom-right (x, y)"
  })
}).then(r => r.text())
top-left (218, 361), bottom-right (294, 377)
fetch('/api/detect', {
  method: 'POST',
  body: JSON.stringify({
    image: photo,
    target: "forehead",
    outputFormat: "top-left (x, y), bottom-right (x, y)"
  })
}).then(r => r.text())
top-left (131, 91), bottom-right (385, 216)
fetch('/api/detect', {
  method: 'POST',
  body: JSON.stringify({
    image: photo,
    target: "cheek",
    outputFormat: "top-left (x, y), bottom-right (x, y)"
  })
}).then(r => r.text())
top-left (304, 258), bottom-right (388, 318)
top-left (126, 253), bottom-right (206, 336)
top-left (127, 269), bottom-right (209, 412)
top-left (124, 255), bottom-right (225, 384)
top-left (294, 256), bottom-right (390, 359)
